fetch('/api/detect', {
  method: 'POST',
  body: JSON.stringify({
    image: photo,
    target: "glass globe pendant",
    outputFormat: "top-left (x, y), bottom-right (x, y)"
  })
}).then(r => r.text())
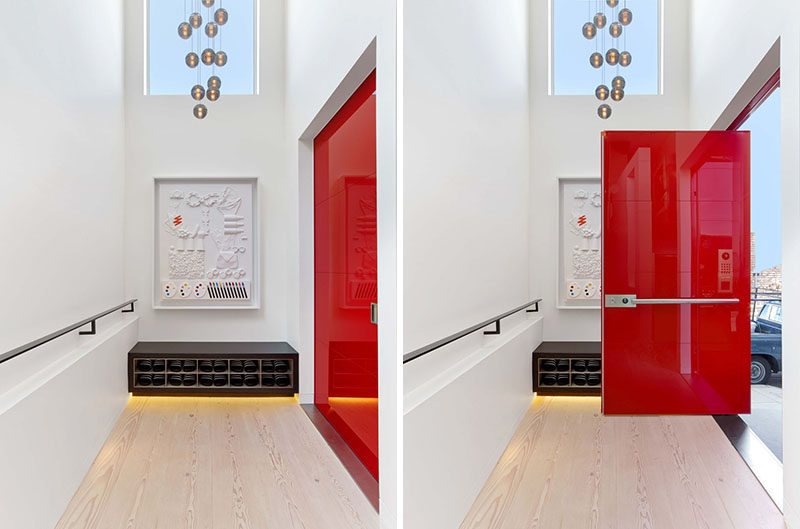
top-left (593, 12), bottom-right (607, 29)
top-left (215, 51), bottom-right (227, 67)
top-left (205, 22), bottom-right (218, 38)
top-left (609, 22), bottom-right (622, 38)
top-left (207, 76), bottom-right (222, 90)
top-left (611, 88), bottom-right (625, 101)
top-left (590, 52), bottom-right (604, 69)
top-left (189, 12), bottom-right (202, 29)
top-left (201, 0), bottom-right (215, 7)
top-left (598, 104), bottom-right (612, 119)
top-left (606, 0), bottom-right (619, 7)
top-left (612, 75), bottom-right (626, 89)
top-left (606, 48), bottom-right (620, 66)
top-left (596, 85), bottom-right (609, 101)
top-left (185, 52), bottom-right (199, 68)
top-left (582, 22), bottom-right (597, 39)
top-left (619, 8), bottom-right (633, 26)
top-left (193, 104), bottom-right (208, 120)
top-left (207, 88), bottom-right (220, 102)
top-left (191, 85), bottom-right (206, 101)
top-left (620, 51), bottom-right (632, 66)
top-left (201, 48), bottom-right (215, 66)
top-left (178, 22), bottom-right (192, 39)
top-left (215, 8), bottom-right (228, 25)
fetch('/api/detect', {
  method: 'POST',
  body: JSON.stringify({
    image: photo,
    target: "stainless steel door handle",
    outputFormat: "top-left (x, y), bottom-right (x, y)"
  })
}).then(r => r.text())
top-left (605, 294), bottom-right (739, 308)
top-left (370, 303), bottom-right (378, 324)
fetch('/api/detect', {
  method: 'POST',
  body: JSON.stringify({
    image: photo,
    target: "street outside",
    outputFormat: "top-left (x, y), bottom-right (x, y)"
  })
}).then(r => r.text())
top-left (742, 373), bottom-right (782, 461)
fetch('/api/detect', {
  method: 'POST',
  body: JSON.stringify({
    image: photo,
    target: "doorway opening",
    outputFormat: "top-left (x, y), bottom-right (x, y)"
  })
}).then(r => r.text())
top-left (731, 71), bottom-right (783, 462)
top-left (313, 71), bottom-right (379, 481)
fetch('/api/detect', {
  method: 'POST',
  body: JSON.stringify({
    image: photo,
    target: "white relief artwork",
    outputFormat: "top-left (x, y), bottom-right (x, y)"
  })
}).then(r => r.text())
top-left (560, 179), bottom-right (602, 307)
top-left (155, 179), bottom-right (257, 308)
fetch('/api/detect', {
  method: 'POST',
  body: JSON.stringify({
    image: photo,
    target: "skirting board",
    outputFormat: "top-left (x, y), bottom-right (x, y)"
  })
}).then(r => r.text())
top-left (404, 318), bottom-right (542, 529)
top-left (0, 318), bottom-right (138, 529)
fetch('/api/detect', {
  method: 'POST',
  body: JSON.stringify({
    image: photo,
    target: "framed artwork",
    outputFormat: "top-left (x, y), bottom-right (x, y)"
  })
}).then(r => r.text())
top-left (153, 177), bottom-right (259, 309)
top-left (558, 177), bottom-right (602, 309)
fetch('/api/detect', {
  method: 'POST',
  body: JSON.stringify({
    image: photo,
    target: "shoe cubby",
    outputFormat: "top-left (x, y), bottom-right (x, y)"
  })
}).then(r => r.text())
top-left (128, 342), bottom-right (298, 396)
top-left (533, 341), bottom-right (601, 396)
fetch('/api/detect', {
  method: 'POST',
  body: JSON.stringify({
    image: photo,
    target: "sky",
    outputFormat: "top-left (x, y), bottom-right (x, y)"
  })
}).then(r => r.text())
top-left (149, 0), bottom-right (255, 95)
top-left (553, 0), bottom-right (659, 95)
top-left (743, 87), bottom-right (782, 272)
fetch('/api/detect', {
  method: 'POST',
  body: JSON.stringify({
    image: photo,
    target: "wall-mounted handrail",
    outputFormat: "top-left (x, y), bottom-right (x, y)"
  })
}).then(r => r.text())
top-left (403, 299), bottom-right (542, 364)
top-left (0, 299), bottom-right (137, 365)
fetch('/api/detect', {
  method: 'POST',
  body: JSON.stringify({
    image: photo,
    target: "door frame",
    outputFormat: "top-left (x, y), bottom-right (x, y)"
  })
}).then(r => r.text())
top-left (708, 40), bottom-right (783, 509)
top-left (297, 40), bottom-right (377, 405)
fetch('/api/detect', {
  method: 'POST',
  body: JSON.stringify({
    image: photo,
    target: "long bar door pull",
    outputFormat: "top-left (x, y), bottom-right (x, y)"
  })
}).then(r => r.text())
top-left (605, 295), bottom-right (739, 308)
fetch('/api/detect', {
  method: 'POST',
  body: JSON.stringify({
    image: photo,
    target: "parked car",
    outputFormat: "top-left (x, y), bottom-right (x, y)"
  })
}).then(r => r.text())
top-left (751, 301), bottom-right (782, 384)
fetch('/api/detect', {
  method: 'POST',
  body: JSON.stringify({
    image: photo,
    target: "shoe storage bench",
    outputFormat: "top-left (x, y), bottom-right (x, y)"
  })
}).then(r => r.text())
top-left (533, 341), bottom-right (601, 396)
top-left (128, 342), bottom-right (298, 397)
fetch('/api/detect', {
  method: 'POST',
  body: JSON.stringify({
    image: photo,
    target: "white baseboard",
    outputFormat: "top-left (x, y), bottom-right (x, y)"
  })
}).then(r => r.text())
top-left (0, 317), bottom-right (138, 529)
top-left (404, 317), bottom-right (543, 529)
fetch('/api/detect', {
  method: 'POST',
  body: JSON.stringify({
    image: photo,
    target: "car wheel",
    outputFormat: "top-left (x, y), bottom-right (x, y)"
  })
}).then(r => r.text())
top-left (751, 356), bottom-right (771, 385)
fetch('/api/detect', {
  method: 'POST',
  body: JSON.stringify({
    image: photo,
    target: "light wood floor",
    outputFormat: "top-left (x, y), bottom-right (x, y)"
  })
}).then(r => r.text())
top-left (56, 397), bottom-right (378, 529)
top-left (461, 396), bottom-right (785, 529)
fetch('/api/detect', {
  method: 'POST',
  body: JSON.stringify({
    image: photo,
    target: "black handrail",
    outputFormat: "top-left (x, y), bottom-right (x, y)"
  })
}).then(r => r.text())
top-left (0, 299), bottom-right (137, 365)
top-left (403, 299), bottom-right (542, 364)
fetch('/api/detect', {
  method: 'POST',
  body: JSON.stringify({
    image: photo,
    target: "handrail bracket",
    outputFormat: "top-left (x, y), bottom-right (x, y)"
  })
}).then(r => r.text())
top-left (484, 320), bottom-right (501, 335)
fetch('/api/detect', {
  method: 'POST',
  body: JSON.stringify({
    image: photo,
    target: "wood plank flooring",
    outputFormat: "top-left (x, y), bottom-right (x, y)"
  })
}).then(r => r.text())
top-left (55, 397), bottom-right (378, 529)
top-left (460, 396), bottom-right (785, 529)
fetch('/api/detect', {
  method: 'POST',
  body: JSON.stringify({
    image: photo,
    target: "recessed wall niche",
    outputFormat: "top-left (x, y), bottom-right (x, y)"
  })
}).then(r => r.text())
top-left (153, 177), bottom-right (259, 309)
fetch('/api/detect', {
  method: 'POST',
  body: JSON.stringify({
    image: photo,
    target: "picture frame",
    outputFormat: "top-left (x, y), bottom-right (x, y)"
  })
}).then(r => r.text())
top-left (557, 176), bottom-right (602, 309)
top-left (153, 176), bottom-right (260, 309)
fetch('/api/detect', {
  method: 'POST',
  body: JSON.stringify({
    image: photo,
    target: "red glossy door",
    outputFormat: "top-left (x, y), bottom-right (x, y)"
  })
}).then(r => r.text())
top-left (314, 71), bottom-right (378, 478)
top-left (602, 131), bottom-right (751, 415)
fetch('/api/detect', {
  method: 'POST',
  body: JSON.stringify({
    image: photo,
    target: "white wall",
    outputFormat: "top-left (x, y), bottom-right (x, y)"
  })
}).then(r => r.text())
top-left (688, 2), bottom-right (800, 525)
top-left (0, 316), bottom-right (138, 529)
top-left (285, 1), bottom-right (399, 526)
top-left (405, 316), bottom-right (542, 529)
top-left (0, 0), bottom-right (126, 357)
top-left (530, 0), bottom-right (691, 342)
top-left (401, 0), bottom-right (533, 526)
top-left (403, 0), bottom-right (531, 356)
top-left (0, 2), bottom-right (132, 526)
top-left (123, 0), bottom-right (288, 343)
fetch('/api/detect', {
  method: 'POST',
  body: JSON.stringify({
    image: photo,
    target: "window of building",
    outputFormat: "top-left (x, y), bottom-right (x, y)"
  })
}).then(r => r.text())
top-left (551, 0), bottom-right (661, 95)
top-left (146, 0), bottom-right (257, 95)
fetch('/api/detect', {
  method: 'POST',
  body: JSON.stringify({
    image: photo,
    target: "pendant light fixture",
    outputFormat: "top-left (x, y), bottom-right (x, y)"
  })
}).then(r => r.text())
top-left (189, 12), bottom-right (202, 29)
top-left (215, 8), bottom-right (228, 25)
top-left (593, 12), bottom-right (607, 29)
top-left (180, 0), bottom-right (229, 119)
top-left (185, 52), bottom-right (199, 68)
top-left (585, 0), bottom-right (634, 119)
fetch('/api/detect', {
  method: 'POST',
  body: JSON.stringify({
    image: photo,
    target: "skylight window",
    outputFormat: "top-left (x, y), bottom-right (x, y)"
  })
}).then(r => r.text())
top-left (551, 0), bottom-right (661, 95)
top-left (147, 0), bottom-right (257, 95)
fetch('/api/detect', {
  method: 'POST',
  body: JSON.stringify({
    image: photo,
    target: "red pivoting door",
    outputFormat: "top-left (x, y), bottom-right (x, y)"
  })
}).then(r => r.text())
top-left (314, 71), bottom-right (378, 479)
top-left (602, 131), bottom-right (751, 415)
